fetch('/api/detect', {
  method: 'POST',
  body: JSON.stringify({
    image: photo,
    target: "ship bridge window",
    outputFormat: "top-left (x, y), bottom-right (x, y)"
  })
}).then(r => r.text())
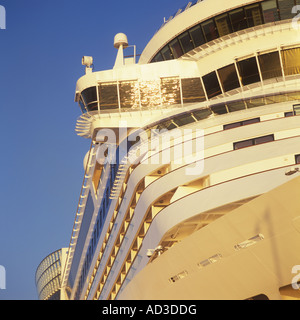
top-left (217, 64), bottom-right (240, 92)
top-left (215, 13), bottom-right (232, 37)
top-left (81, 86), bottom-right (98, 112)
top-left (278, 0), bottom-right (295, 20)
top-left (79, 97), bottom-right (87, 113)
top-left (229, 8), bottom-right (248, 32)
top-left (169, 38), bottom-right (183, 59)
top-left (178, 32), bottom-right (194, 54)
top-left (161, 77), bottom-right (181, 106)
top-left (258, 51), bottom-right (282, 80)
top-left (152, 52), bottom-right (164, 63)
top-left (202, 71), bottom-right (222, 99)
top-left (295, 154), bottom-right (300, 164)
top-left (245, 4), bottom-right (263, 27)
top-left (181, 78), bottom-right (206, 103)
top-left (151, 1), bottom-right (293, 63)
top-left (189, 25), bottom-right (205, 48)
top-left (119, 80), bottom-right (139, 109)
top-left (281, 48), bottom-right (300, 76)
top-left (161, 45), bottom-right (173, 61)
top-left (262, 0), bottom-right (280, 23)
top-left (99, 82), bottom-right (118, 110)
top-left (140, 81), bottom-right (161, 108)
top-left (237, 57), bottom-right (260, 86)
top-left (201, 19), bottom-right (218, 42)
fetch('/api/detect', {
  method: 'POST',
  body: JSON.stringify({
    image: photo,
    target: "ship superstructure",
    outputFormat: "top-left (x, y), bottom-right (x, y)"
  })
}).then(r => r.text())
top-left (38, 0), bottom-right (300, 300)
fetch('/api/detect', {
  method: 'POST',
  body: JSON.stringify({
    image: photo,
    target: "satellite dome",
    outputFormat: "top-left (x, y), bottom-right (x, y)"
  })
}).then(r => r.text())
top-left (114, 33), bottom-right (128, 49)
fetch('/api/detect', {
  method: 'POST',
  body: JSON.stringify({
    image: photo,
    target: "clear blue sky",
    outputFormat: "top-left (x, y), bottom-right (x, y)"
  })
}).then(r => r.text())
top-left (0, 0), bottom-right (187, 300)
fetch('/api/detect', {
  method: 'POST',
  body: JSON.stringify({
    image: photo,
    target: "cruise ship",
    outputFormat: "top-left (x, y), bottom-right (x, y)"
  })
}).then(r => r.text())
top-left (37, 0), bottom-right (300, 300)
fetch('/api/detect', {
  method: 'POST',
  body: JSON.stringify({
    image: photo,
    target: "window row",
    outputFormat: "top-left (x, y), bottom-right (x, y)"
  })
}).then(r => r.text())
top-left (224, 118), bottom-right (260, 130)
top-left (74, 165), bottom-right (118, 300)
top-left (234, 134), bottom-right (275, 150)
top-left (151, 0), bottom-right (300, 62)
top-left (79, 47), bottom-right (300, 113)
top-left (141, 92), bottom-right (300, 136)
top-left (203, 47), bottom-right (300, 99)
top-left (79, 77), bottom-right (206, 113)
top-left (36, 250), bottom-right (62, 284)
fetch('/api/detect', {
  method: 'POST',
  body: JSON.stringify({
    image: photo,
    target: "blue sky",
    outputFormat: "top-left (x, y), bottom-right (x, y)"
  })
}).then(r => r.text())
top-left (0, 0), bottom-right (187, 300)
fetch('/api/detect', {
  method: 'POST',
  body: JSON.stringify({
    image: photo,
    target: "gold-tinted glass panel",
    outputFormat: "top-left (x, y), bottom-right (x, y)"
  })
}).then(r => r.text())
top-left (139, 81), bottom-right (161, 108)
top-left (245, 4), bottom-right (263, 27)
top-left (181, 78), bottom-right (206, 103)
top-left (258, 51), bottom-right (282, 80)
top-left (119, 81), bottom-right (140, 109)
top-left (215, 14), bottom-right (232, 37)
top-left (161, 77), bottom-right (181, 106)
top-left (281, 48), bottom-right (300, 76)
top-left (99, 82), bottom-right (119, 110)
top-left (218, 64), bottom-right (240, 92)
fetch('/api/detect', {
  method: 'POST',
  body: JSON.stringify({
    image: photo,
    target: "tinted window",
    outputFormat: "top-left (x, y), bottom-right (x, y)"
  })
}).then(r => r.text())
top-left (161, 77), bottom-right (181, 106)
top-left (215, 13), bottom-right (232, 37)
top-left (226, 100), bottom-right (246, 112)
top-left (192, 108), bottom-right (212, 120)
top-left (245, 4), bottom-right (263, 27)
top-left (202, 71), bottom-right (222, 99)
top-left (229, 8), bottom-right (248, 31)
top-left (243, 118), bottom-right (260, 125)
top-left (211, 104), bottom-right (228, 115)
top-left (79, 97), bottom-right (87, 113)
top-left (169, 38), bottom-right (183, 59)
top-left (262, 0), bottom-right (280, 23)
top-left (218, 64), bottom-right (240, 92)
top-left (140, 81), bottom-right (161, 108)
top-left (258, 51), bottom-right (282, 80)
top-left (295, 154), bottom-right (300, 164)
top-left (234, 139), bottom-right (254, 150)
top-left (201, 19), bottom-right (218, 42)
top-left (178, 32), bottom-right (194, 54)
top-left (294, 104), bottom-right (300, 115)
top-left (119, 81), bottom-right (139, 109)
top-left (161, 45), bottom-right (173, 60)
top-left (281, 48), bottom-right (300, 76)
top-left (254, 134), bottom-right (274, 145)
top-left (81, 87), bottom-right (97, 105)
top-left (189, 25), bottom-right (205, 47)
top-left (173, 113), bottom-right (195, 126)
top-left (237, 57), bottom-right (260, 86)
top-left (81, 87), bottom-right (98, 112)
top-left (99, 82), bottom-right (118, 110)
top-left (285, 111), bottom-right (294, 117)
top-left (181, 78), bottom-right (206, 103)
top-left (152, 52), bottom-right (164, 62)
top-left (224, 122), bottom-right (242, 130)
top-left (278, 0), bottom-right (295, 20)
